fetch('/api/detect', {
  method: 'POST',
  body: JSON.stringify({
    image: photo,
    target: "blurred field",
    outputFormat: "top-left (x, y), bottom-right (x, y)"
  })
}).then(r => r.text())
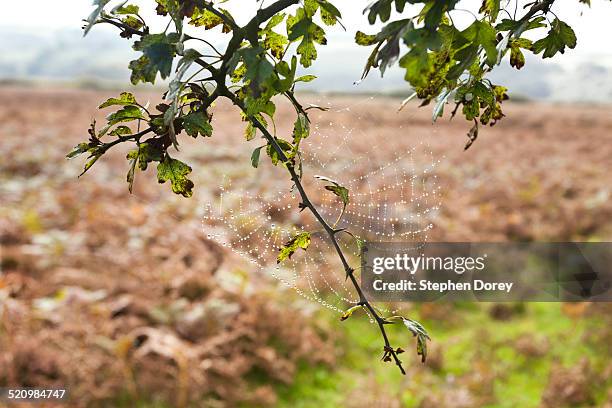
top-left (1, 86), bottom-right (612, 407)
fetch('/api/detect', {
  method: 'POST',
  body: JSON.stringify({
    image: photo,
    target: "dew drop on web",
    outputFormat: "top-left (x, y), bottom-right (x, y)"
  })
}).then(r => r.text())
top-left (201, 95), bottom-right (443, 319)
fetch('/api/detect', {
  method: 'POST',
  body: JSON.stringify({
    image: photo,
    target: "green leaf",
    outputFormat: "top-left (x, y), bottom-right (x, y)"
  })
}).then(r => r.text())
top-left (277, 232), bottom-right (311, 263)
top-left (315, 175), bottom-right (349, 206)
top-left (275, 57), bottom-right (298, 91)
top-left (340, 305), bottom-right (363, 321)
top-left (156, 157), bottom-right (194, 198)
top-left (463, 20), bottom-right (498, 66)
top-left (231, 63), bottom-right (247, 83)
top-left (455, 79), bottom-right (507, 125)
top-left (496, 16), bottom-right (545, 33)
top-left (532, 18), bottom-right (577, 58)
top-left (67, 143), bottom-right (92, 159)
top-left (106, 105), bottom-right (144, 126)
top-left (422, 0), bottom-right (459, 31)
top-left (318, 0), bottom-right (341, 26)
top-left (446, 45), bottom-right (478, 81)
top-left (245, 122), bottom-right (256, 141)
top-left (266, 138), bottom-right (293, 165)
top-left (363, 20), bottom-right (416, 77)
top-left (266, 13), bottom-right (286, 30)
top-left (129, 55), bottom-right (158, 85)
top-left (511, 37), bottom-right (533, 49)
top-left (402, 318), bottom-right (430, 363)
top-left (125, 142), bottom-right (163, 192)
top-left (98, 92), bottom-right (137, 109)
top-left (127, 142), bottom-right (163, 171)
top-left (189, 9), bottom-right (223, 29)
top-left (189, 7), bottom-right (232, 32)
top-left (295, 75), bottom-right (317, 83)
top-left (479, 0), bottom-right (500, 21)
top-left (81, 152), bottom-right (103, 176)
top-left (109, 126), bottom-right (132, 136)
top-left (113, 4), bottom-right (139, 15)
top-left (399, 48), bottom-right (432, 89)
top-left (239, 46), bottom-right (275, 95)
top-left (263, 31), bottom-right (288, 59)
top-left (509, 47), bottom-right (525, 69)
top-left (325, 185), bottom-right (349, 206)
top-left (355, 31), bottom-right (377, 46)
top-left (251, 146), bottom-right (264, 168)
top-left (508, 38), bottom-right (532, 69)
top-left (245, 98), bottom-right (276, 118)
top-left (365, 0), bottom-right (393, 24)
top-left (182, 111), bottom-right (213, 138)
top-left (288, 12), bottom-right (327, 67)
top-left (292, 113), bottom-right (310, 145)
top-left (130, 33), bottom-right (176, 84)
top-left (122, 15), bottom-right (144, 30)
top-left (473, 81), bottom-right (495, 105)
top-left (303, 0), bottom-right (320, 17)
top-left (296, 35), bottom-right (320, 67)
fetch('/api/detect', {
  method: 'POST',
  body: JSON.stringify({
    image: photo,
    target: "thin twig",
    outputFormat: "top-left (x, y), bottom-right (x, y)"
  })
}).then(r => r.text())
top-left (218, 87), bottom-right (406, 375)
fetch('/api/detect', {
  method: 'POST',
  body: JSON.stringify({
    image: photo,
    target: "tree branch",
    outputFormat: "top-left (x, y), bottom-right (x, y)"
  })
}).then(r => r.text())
top-left (100, 17), bottom-right (146, 36)
top-left (217, 85), bottom-right (407, 375)
top-left (512, 0), bottom-right (556, 36)
top-left (248, 0), bottom-right (300, 29)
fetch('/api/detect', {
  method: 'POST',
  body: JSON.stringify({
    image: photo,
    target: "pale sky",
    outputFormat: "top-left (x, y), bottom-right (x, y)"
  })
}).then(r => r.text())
top-left (3, 0), bottom-right (612, 65)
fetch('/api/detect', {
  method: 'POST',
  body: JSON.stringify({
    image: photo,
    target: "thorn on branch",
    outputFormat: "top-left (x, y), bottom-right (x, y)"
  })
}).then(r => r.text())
top-left (382, 345), bottom-right (394, 362)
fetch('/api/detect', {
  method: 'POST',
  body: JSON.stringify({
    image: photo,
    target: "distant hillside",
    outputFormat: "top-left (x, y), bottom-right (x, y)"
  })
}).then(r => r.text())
top-left (2, 27), bottom-right (612, 103)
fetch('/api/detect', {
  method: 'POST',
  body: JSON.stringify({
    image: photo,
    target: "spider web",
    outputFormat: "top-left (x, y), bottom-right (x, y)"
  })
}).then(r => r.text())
top-left (202, 96), bottom-right (443, 315)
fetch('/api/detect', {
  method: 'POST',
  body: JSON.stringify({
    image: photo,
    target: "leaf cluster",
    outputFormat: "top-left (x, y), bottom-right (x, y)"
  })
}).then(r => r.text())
top-left (67, 90), bottom-right (211, 197)
top-left (356, 0), bottom-right (578, 133)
